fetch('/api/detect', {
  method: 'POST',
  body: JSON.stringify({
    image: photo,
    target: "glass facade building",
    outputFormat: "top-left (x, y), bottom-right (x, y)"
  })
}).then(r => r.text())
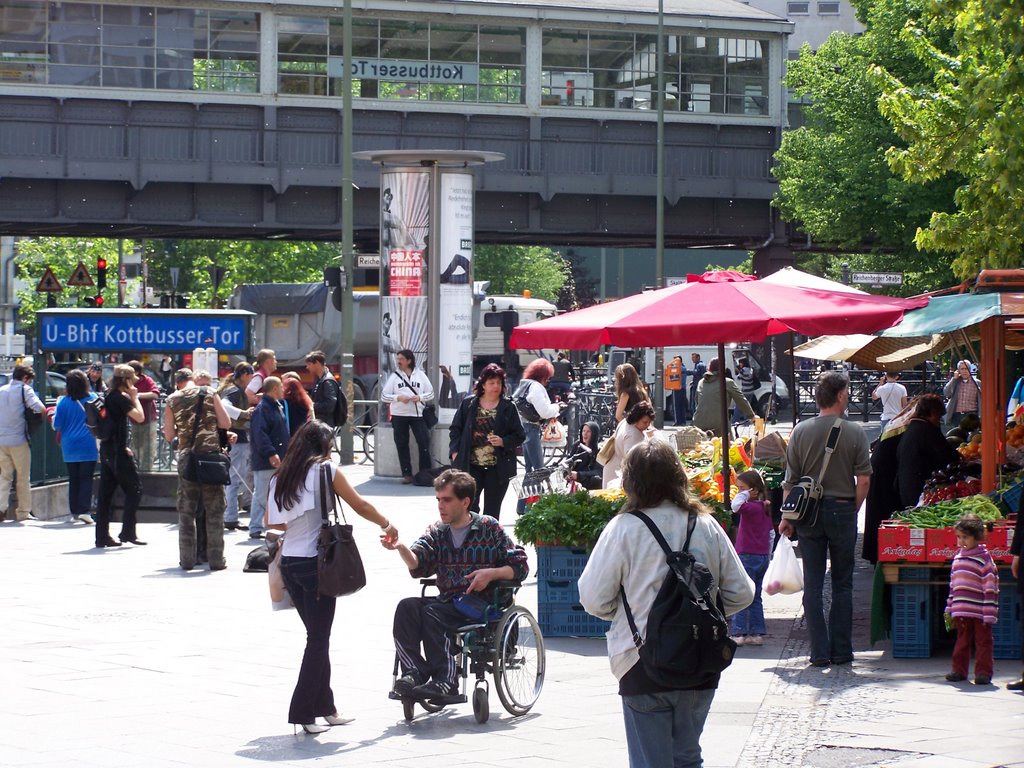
top-left (0, 1), bottom-right (784, 118)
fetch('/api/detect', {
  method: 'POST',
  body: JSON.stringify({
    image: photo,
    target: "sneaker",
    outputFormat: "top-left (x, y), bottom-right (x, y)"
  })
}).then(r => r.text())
top-left (945, 672), bottom-right (965, 682)
top-left (76, 514), bottom-right (94, 524)
top-left (393, 674), bottom-right (420, 697)
top-left (411, 680), bottom-right (456, 700)
top-left (729, 635), bottom-right (746, 646)
top-left (1007, 679), bottom-right (1024, 691)
top-left (746, 635), bottom-right (764, 646)
top-left (249, 532), bottom-right (264, 540)
top-left (974, 676), bottom-right (991, 685)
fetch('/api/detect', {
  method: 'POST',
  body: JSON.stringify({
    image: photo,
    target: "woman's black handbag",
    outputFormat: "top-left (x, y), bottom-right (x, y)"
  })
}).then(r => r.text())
top-left (316, 464), bottom-right (366, 598)
top-left (421, 403), bottom-right (439, 429)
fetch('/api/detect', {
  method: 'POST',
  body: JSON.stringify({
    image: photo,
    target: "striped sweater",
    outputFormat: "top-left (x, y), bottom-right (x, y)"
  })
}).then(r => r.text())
top-left (946, 544), bottom-right (999, 624)
top-left (410, 513), bottom-right (529, 600)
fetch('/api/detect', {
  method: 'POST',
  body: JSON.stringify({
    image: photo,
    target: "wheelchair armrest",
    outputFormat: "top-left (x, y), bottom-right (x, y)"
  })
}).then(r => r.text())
top-left (489, 580), bottom-right (523, 590)
top-left (419, 578), bottom-right (437, 597)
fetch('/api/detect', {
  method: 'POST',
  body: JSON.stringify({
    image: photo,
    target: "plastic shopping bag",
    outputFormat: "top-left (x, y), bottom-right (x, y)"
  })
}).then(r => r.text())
top-left (762, 536), bottom-right (803, 596)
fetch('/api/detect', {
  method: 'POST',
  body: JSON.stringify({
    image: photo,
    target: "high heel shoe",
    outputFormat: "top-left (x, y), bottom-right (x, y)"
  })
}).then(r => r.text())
top-left (295, 723), bottom-right (330, 735)
top-left (325, 713), bottom-right (354, 726)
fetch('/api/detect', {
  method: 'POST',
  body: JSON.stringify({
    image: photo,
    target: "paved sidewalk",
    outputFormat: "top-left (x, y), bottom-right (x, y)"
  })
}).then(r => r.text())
top-left (2, 462), bottom-right (1022, 768)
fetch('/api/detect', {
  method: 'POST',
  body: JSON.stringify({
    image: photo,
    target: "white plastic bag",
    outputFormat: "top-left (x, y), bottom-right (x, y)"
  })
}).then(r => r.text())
top-left (762, 536), bottom-right (803, 596)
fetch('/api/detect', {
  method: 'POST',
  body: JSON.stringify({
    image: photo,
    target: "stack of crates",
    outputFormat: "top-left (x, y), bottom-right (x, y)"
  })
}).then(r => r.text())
top-left (535, 546), bottom-right (611, 638)
top-left (994, 583), bottom-right (1022, 660)
top-left (892, 567), bottom-right (931, 658)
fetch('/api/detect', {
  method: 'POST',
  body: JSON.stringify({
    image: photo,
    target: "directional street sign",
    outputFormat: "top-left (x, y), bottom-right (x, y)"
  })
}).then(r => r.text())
top-left (357, 253), bottom-right (381, 269)
top-left (67, 261), bottom-right (94, 287)
top-left (852, 272), bottom-right (903, 286)
top-left (36, 267), bottom-right (63, 292)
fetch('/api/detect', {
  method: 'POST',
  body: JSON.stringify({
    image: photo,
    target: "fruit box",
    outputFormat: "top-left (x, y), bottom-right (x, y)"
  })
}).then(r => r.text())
top-left (986, 522), bottom-right (1015, 564)
top-left (878, 523), bottom-right (927, 562)
top-left (925, 527), bottom-right (958, 562)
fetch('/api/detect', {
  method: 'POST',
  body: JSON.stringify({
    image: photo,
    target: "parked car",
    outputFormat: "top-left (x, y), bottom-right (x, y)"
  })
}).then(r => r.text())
top-left (0, 370), bottom-right (67, 400)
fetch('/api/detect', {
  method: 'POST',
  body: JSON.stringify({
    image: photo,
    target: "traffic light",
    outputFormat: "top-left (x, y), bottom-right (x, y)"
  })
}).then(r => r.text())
top-left (94, 294), bottom-right (104, 307)
top-left (97, 258), bottom-right (107, 289)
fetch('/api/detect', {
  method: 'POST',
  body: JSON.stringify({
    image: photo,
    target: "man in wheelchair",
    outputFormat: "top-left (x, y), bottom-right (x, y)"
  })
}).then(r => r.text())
top-left (384, 469), bottom-right (529, 701)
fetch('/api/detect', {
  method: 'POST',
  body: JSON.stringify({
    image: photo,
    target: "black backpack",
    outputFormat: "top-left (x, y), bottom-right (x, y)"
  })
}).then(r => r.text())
top-left (83, 393), bottom-right (115, 442)
top-left (513, 381), bottom-right (542, 424)
top-left (315, 376), bottom-right (348, 427)
top-left (619, 510), bottom-right (737, 688)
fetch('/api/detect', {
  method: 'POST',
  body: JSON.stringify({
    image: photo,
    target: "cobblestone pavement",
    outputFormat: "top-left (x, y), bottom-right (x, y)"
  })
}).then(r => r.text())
top-left (3, 452), bottom-right (1023, 767)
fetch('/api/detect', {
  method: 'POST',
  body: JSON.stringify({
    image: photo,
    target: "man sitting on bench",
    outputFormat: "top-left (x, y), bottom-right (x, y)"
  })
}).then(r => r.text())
top-left (384, 469), bottom-right (529, 700)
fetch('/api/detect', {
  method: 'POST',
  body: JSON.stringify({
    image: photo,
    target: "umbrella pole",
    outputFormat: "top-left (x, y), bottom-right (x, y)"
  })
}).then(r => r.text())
top-left (718, 342), bottom-right (731, 507)
top-left (789, 332), bottom-right (798, 428)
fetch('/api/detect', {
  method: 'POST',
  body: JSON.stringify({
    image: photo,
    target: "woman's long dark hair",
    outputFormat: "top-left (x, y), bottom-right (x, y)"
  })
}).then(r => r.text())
top-left (273, 420), bottom-right (334, 510)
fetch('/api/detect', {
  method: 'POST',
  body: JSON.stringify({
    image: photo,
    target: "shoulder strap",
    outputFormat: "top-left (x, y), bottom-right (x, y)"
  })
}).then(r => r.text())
top-left (318, 463), bottom-right (346, 526)
top-left (618, 509), bottom-right (699, 649)
top-left (187, 388), bottom-right (207, 451)
top-left (397, 370), bottom-right (422, 416)
top-left (816, 417), bottom-right (843, 484)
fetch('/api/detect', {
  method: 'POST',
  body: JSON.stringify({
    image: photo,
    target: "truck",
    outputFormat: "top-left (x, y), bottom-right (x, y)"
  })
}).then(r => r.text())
top-left (227, 283), bottom-right (557, 409)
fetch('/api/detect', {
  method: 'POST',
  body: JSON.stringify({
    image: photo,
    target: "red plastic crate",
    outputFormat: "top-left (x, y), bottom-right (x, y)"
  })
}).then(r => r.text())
top-left (878, 524), bottom-right (927, 562)
top-left (925, 527), bottom-right (959, 562)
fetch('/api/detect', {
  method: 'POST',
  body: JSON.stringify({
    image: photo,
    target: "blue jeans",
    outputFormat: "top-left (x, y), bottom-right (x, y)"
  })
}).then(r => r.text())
top-left (516, 422), bottom-right (543, 514)
top-left (797, 498), bottom-right (857, 663)
top-left (250, 468), bottom-right (273, 537)
top-left (621, 688), bottom-right (716, 768)
top-left (730, 553), bottom-right (769, 636)
top-left (280, 556), bottom-right (337, 724)
top-left (224, 441), bottom-right (250, 523)
top-left (66, 460), bottom-right (96, 518)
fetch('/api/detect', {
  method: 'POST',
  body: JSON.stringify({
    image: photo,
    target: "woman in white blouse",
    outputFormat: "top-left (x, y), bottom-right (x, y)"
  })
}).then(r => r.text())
top-left (602, 401), bottom-right (656, 488)
top-left (266, 421), bottom-right (398, 734)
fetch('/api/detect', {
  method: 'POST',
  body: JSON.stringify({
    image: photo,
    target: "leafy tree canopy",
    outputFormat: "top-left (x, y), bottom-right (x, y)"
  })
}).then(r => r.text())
top-left (474, 245), bottom-right (568, 305)
top-left (872, 0), bottom-right (1024, 277)
top-left (772, 0), bottom-right (959, 291)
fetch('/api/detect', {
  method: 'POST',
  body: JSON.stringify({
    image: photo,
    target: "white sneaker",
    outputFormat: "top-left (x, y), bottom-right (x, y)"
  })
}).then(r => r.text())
top-left (746, 635), bottom-right (764, 646)
top-left (77, 514), bottom-right (94, 524)
top-left (730, 635), bottom-right (746, 646)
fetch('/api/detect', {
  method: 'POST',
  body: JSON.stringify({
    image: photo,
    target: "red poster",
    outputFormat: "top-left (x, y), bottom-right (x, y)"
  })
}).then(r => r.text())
top-left (389, 250), bottom-right (424, 297)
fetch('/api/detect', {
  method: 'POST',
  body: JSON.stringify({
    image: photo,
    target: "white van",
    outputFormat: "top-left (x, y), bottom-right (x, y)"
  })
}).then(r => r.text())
top-left (475, 294), bottom-right (558, 374)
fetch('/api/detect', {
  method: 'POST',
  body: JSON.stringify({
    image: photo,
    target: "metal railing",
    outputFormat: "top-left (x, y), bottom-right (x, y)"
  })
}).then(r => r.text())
top-left (792, 369), bottom-right (943, 422)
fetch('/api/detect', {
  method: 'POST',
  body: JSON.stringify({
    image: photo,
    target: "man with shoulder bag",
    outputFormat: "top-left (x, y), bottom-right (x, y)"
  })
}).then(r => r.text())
top-left (164, 368), bottom-right (232, 571)
top-left (779, 371), bottom-right (871, 668)
top-left (306, 350), bottom-right (347, 428)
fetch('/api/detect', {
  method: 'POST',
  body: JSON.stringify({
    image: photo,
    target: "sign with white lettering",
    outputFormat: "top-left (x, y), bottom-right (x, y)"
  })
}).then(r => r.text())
top-left (328, 57), bottom-right (479, 85)
top-left (37, 310), bottom-right (253, 354)
top-left (851, 272), bottom-right (903, 286)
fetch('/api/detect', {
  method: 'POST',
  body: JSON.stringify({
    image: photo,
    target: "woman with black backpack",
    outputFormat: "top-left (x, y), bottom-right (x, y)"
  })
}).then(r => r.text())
top-left (579, 440), bottom-right (753, 768)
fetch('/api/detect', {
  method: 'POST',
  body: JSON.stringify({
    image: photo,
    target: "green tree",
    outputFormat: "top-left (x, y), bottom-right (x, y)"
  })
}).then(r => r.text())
top-left (772, 0), bottom-right (959, 291)
top-left (15, 238), bottom-right (123, 335)
top-left (474, 245), bottom-right (567, 304)
top-left (872, 0), bottom-right (1024, 277)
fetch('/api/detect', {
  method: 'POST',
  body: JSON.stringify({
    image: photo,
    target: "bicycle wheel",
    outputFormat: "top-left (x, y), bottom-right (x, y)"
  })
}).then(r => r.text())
top-left (360, 425), bottom-right (375, 464)
top-left (493, 606), bottom-right (545, 716)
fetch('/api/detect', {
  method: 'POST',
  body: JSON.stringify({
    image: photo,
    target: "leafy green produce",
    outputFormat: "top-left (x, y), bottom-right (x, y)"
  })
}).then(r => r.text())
top-left (513, 490), bottom-right (625, 549)
top-left (893, 494), bottom-right (1003, 529)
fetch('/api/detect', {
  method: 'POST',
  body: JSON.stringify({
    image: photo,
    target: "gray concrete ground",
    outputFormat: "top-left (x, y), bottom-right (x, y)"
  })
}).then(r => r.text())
top-left (3, 445), bottom-right (1023, 768)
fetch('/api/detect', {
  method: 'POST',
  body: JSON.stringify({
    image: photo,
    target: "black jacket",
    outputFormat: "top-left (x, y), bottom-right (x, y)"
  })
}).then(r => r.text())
top-left (896, 419), bottom-right (960, 509)
top-left (449, 396), bottom-right (525, 482)
top-left (312, 372), bottom-right (340, 427)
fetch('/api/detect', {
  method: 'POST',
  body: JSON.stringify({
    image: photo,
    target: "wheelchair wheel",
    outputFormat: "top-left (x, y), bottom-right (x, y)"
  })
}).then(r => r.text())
top-left (472, 685), bottom-right (489, 724)
top-left (401, 696), bottom-right (445, 722)
top-left (493, 606), bottom-right (545, 716)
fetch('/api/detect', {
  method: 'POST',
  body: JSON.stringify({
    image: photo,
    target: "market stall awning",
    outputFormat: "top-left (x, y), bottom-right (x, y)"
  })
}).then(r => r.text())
top-left (790, 333), bottom-right (950, 370)
top-left (879, 293), bottom-right (1002, 337)
top-left (509, 271), bottom-right (928, 351)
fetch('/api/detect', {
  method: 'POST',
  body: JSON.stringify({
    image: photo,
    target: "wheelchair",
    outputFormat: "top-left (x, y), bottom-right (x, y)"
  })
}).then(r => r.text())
top-left (389, 579), bottom-right (546, 724)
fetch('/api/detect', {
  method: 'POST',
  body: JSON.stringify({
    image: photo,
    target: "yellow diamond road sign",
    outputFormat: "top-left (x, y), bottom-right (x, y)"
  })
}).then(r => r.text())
top-left (68, 261), bottom-right (94, 287)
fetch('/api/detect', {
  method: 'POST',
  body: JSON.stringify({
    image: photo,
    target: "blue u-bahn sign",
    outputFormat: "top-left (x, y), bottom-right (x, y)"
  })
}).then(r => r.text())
top-left (37, 309), bottom-right (254, 354)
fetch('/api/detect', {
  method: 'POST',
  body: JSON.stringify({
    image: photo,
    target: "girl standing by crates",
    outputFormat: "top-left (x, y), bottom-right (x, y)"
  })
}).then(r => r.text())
top-left (945, 514), bottom-right (999, 685)
top-left (729, 469), bottom-right (773, 646)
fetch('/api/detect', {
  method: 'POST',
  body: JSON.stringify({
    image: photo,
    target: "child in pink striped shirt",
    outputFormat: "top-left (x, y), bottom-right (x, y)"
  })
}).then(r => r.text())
top-left (944, 514), bottom-right (999, 685)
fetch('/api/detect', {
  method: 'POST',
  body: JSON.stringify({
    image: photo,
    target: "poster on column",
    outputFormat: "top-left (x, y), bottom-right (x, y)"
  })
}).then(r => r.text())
top-left (380, 171), bottom-right (430, 383)
top-left (436, 172), bottom-right (475, 419)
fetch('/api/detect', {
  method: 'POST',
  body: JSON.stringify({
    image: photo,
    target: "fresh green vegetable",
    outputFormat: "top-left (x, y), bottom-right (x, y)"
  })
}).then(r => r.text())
top-left (893, 494), bottom-right (1003, 528)
top-left (513, 490), bottom-right (626, 549)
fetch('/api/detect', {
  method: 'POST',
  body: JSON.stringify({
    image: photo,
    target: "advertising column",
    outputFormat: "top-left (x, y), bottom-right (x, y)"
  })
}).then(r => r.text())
top-left (435, 172), bottom-right (475, 421)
